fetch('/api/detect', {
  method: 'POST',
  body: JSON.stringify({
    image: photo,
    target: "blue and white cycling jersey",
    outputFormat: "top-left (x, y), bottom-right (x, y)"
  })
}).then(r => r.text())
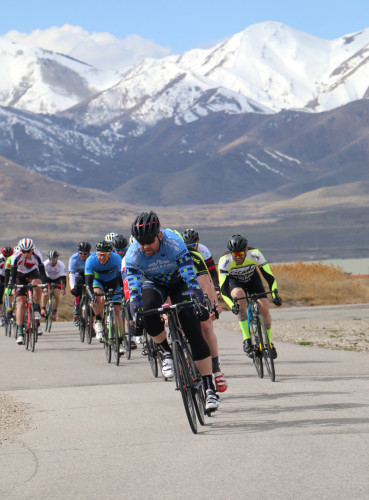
top-left (125, 229), bottom-right (202, 313)
top-left (85, 252), bottom-right (122, 283)
top-left (68, 252), bottom-right (90, 276)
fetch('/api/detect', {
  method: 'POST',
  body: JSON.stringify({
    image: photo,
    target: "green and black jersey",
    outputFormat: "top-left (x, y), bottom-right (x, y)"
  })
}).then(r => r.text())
top-left (188, 249), bottom-right (209, 278)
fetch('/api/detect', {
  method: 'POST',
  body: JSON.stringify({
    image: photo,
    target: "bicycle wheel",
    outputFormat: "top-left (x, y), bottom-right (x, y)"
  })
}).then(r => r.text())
top-left (185, 346), bottom-right (206, 425)
top-left (45, 297), bottom-right (53, 333)
top-left (122, 305), bottom-right (131, 360)
top-left (86, 304), bottom-right (94, 345)
top-left (172, 338), bottom-right (198, 434)
top-left (79, 298), bottom-right (86, 343)
top-left (145, 332), bottom-right (158, 377)
top-left (250, 320), bottom-right (264, 378)
top-left (110, 311), bottom-right (120, 366)
top-left (104, 316), bottom-right (111, 363)
top-left (29, 306), bottom-right (37, 352)
top-left (259, 318), bottom-right (275, 382)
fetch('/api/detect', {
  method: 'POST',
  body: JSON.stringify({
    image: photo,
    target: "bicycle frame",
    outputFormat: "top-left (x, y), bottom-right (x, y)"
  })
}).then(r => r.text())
top-left (16, 283), bottom-right (42, 352)
top-left (95, 289), bottom-right (122, 365)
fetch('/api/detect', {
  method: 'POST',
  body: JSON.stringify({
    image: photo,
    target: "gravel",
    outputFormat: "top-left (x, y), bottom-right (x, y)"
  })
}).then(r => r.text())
top-left (0, 394), bottom-right (30, 444)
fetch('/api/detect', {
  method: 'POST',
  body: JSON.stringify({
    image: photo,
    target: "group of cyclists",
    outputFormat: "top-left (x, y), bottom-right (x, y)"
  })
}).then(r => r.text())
top-left (0, 210), bottom-right (282, 414)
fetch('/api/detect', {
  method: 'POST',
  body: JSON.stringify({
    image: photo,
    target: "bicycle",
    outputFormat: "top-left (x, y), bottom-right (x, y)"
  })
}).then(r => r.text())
top-left (78, 286), bottom-right (94, 344)
top-left (15, 283), bottom-right (43, 352)
top-left (3, 294), bottom-right (16, 337)
top-left (141, 296), bottom-right (208, 434)
top-left (233, 291), bottom-right (276, 382)
top-left (95, 289), bottom-right (122, 366)
top-left (43, 283), bottom-right (63, 333)
top-left (120, 298), bottom-right (132, 360)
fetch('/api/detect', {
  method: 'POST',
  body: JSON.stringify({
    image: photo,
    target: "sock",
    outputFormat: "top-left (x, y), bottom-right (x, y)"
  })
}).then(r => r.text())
top-left (158, 338), bottom-right (171, 354)
top-left (18, 325), bottom-right (24, 335)
top-left (96, 314), bottom-right (102, 321)
top-left (202, 374), bottom-right (215, 392)
top-left (266, 328), bottom-right (272, 342)
top-left (74, 297), bottom-right (80, 305)
top-left (212, 356), bottom-right (220, 373)
top-left (239, 319), bottom-right (250, 340)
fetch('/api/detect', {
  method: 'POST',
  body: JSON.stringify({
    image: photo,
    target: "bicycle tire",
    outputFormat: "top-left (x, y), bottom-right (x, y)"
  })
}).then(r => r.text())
top-left (2, 300), bottom-right (8, 336)
top-left (48, 296), bottom-right (55, 332)
top-left (185, 346), bottom-right (206, 425)
top-left (172, 338), bottom-right (198, 434)
top-left (111, 310), bottom-right (120, 366)
top-left (259, 318), bottom-right (275, 382)
top-left (104, 315), bottom-right (112, 363)
top-left (29, 306), bottom-right (37, 352)
top-left (45, 297), bottom-right (52, 333)
top-left (86, 304), bottom-right (94, 344)
top-left (79, 300), bottom-right (86, 343)
top-left (145, 332), bottom-right (159, 377)
top-left (122, 305), bottom-right (131, 360)
top-left (250, 320), bottom-right (264, 378)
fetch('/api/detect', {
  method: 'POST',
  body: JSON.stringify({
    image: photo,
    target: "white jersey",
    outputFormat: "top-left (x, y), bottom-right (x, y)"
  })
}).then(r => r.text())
top-left (44, 259), bottom-right (67, 280)
top-left (11, 249), bottom-right (44, 274)
top-left (197, 242), bottom-right (212, 262)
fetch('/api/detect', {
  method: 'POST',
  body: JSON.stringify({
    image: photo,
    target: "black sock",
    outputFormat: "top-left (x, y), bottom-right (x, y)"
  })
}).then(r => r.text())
top-left (96, 314), bottom-right (102, 321)
top-left (158, 338), bottom-right (171, 354)
top-left (202, 374), bottom-right (215, 392)
top-left (212, 356), bottom-right (220, 373)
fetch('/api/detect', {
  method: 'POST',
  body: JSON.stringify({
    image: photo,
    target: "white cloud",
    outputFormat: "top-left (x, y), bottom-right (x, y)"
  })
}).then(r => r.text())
top-left (4, 24), bottom-right (171, 71)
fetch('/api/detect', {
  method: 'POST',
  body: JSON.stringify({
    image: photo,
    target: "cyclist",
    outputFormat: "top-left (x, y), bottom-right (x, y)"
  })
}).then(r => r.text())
top-left (4, 246), bottom-right (17, 319)
top-left (218, 234), bottom-right (282, 359)
top-left (125, 211), bottom-right (219, 412)
top-left (0, 246), bottom-right (14, 326)
top-left (68, 242), bottom-right (92, 324)
top-left (41, 250), bottom-right (67, 320)
top-left (9, 238), bottom-right (46, 345)
top-left (182, 229), bottom-right (220, 293)
top-left (104, 232), bottom-right (118, 244)
top-left (85, 241), bottom-right (123, 341)
top-left (113, 234), bottom-right (129, 258)
top-left (182, 234), bottom-right (228, 393)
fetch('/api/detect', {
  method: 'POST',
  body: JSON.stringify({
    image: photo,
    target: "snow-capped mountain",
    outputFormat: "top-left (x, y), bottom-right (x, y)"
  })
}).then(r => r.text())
top-left (1, 21), bottom-right (369, 206)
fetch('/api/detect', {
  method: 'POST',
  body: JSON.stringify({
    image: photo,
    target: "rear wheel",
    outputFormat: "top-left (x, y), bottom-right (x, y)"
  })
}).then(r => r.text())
top-left (111, 311), bottom-right (120, 366)
top-left (104, 315), bottom-right (111, 363)
top-left (86, 304), bottom-right (94, 344)
top-left (79, 297), bottom-right (87, 342)
top-left (172, 338), bottom-right (198, 434)
top-left (29, 307), bottom-right (37, 352)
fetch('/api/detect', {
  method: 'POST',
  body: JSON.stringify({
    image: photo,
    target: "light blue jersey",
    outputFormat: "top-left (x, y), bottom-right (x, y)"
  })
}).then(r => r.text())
top-left (85, 252), bottom-right (122, 282)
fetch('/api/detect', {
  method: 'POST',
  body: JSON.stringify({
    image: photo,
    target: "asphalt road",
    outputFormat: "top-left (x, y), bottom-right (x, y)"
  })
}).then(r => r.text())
top-left (1, 304), bottom-right (369, 499)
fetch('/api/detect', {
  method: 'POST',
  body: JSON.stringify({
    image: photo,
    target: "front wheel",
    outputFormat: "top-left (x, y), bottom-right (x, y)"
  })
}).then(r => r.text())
top-left (122, 305), bottom-right (131, 360)
top-left (172, 339), bottom-right (198, 434)
top-left (29, 306), bottom-right (37, 352)
top-left (250, 321), bottom-right (264, 378)
top-left (145, 332), bottom-right (158, 378)
top-left (260, 318), bottom-right (275, 382)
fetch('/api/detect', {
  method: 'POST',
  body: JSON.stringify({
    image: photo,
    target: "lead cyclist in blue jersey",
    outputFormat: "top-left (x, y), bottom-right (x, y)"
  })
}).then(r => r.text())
top-left (125, 211), bottom-right (219, 412)
top-left (85, 240), bottom-right (123, 341)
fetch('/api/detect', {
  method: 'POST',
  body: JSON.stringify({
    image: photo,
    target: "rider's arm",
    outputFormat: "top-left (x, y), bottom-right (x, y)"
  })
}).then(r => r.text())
top-left (204, 255), bottom-right (220, 290)
top-left (218, 254), bottom-right (234, 309)
top-left (177, 252), bottom-right (204, 301)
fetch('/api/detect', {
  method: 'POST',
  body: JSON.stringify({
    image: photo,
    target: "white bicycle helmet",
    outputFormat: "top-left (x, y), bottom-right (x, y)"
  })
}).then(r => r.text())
top-left (18, 238), bottom-right (34, 251)
top-left (105, 232), bottom-right (118, 242)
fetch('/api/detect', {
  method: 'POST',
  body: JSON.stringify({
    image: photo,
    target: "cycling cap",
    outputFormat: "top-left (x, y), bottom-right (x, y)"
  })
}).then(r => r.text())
top-left (114, 235), bottom-right (128, 250)
top-left (19, 238), bottom-right (34, 251)
top-left (105, 232), bottom-right (118, 242)
top-left (227, 234), bottom-right (248, 253)
top-left (131, 211), bottom-right (160, 243)
top-left (96, 240), bottom-right (113, 252)
top-left (48, 250), bottom-right (59, 259)
top-left (182, 228), bottom-right (199, 244)
top-left (78, 242), bottom-right (91, 252)
top-left (1, 246), bottom-right (14, 258)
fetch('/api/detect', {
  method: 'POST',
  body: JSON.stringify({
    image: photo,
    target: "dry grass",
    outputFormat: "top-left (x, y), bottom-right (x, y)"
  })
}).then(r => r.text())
top-left (219, 261), bottom-right (369, 310)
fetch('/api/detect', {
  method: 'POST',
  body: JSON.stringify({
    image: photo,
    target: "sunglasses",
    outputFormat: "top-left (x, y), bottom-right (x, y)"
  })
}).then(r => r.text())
top-left (50, 258), bottom-right (57, 262)
top-left (79, 251), bottom-right (89, 256)
top-left (97, 251), bottom-right (109, 257)
top-left (232, 251), bottom-right (245, 257)
top-left (137, 235), bottom-right (156, 246)
top-left (186, 243), bottom-right (197, 248)
top-left (21, 250), bottom-right (32, 254)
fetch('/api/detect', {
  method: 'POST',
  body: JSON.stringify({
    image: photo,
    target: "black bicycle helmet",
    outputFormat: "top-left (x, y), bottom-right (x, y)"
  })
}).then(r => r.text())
top-left (1, 246), bottom-right (14, 258)
top-left (182, 228), bottom-right (199, 244)
top-left (48, 250), bottom-right (59, 259)
top-left (227, 234), bottom-right (248, 252)
top-left (96, 240), bottom-right (113, 252)
top-left (114, 235), bottom-right (128, 250)
top-left (78, 241), bottom-right (91, 252)
top-left (131, 211), bottom-right (160, 243)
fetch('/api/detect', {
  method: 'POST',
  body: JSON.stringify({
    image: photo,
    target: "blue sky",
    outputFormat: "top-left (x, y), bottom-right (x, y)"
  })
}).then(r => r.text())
top-left (2, 0), bottom-right (369, 54)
